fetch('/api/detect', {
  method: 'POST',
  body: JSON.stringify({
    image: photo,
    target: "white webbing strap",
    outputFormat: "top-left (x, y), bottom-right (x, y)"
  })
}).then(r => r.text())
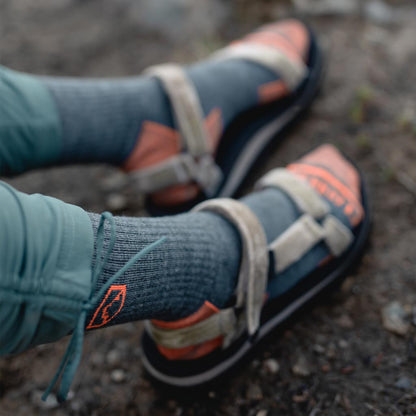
top-left (270, 214), bottom-right (325, 273)
top-left (193, 198), bottom-right (269, 337)
top-left (145, 308), bottom-right (236, 350)
top-left (256, 168), bottom-right (330, 219)
top-left (145, 64), bottom-right (209, 156)
top-left (130, 153), bottom-right (223, 196)
top-left (211, 43), bottom-right (307, 91)
top-left (322, 215), bottom-right (354, 257)
top-left (145, 199), bottom-right (269, 350)
top-left (143, 64), bottom-right (222, 196)
top-left (269, 214), bottom-right (353, 274)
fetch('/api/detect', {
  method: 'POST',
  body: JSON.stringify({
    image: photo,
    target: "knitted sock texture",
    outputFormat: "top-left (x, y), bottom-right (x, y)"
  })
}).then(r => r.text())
top-left (85, 186), bottom-right (303, 327)
top-left (86, 176), bottom-right (355, 327)
top-left (41, 58), bottom-right (277, 166)
top-left (86, 210), bottom-right (242, 325)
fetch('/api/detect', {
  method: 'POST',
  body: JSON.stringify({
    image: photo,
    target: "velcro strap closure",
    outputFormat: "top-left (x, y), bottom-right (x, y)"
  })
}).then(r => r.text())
top-left (269, 214), bottom-right (353, 273)
top-left (193, 198), bottom-right (269, 336)
top-left (145, 308), bottom-right (236, 350)
top-left (256, 168), bottom-right (330, 219)
top-left (211, 43), bottom-right (307, 91)
top-left (130, 153), bottom-right (222, 197)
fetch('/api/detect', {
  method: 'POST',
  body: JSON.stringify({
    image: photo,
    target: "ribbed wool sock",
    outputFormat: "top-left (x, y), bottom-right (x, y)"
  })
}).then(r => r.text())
top-left (85, 145), bottom-right (364, 328)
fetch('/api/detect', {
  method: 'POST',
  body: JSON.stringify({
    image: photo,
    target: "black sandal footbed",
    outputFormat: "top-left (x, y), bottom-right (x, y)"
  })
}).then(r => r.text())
top-left (141, 162), bottom-right (371, 389)
top-left (145, 23), bottom-right (325, 216)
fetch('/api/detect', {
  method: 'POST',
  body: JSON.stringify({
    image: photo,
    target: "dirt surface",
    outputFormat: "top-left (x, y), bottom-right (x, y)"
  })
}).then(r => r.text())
top-left (1, 0), bottom-right (416, 414)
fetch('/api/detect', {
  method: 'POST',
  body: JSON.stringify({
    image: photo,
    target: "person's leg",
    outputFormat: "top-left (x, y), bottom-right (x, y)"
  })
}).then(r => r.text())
top-left (0, 145), bottom-right (366, 400)
top-left (0, 20), bottom-right (315, 208)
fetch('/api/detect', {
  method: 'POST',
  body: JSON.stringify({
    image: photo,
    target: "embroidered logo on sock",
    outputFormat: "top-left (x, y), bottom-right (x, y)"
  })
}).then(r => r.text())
top-left (86, 284), bottom-right (127, 329)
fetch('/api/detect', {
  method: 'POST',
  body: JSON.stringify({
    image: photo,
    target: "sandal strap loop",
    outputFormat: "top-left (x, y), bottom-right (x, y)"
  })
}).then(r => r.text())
top-left (256, 168), bottom-right (330, 219)
top-left (145, 199), bottom-right (268, 350)
top-left (269, 213), bottom-right (353, 274)
top-left (193, 198), bottom-right (269, 337)
top-left (129, 153), bottom-right (223, 197)
top-left (145, 308), bottom-right (237, 349)
top-left (211, 43), bottom-right (307, 91)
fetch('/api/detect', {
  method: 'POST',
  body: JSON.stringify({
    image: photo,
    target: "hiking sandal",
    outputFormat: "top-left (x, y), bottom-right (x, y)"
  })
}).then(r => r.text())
top-left (141, 146), bottom-right (371, 387)
top-left (123, 19), bottom-right (324, 215)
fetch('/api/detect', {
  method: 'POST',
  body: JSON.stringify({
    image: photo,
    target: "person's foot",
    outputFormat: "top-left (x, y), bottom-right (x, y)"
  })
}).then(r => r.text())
top-left (141, 144), bottom-right (370, 387)
top-left (124, 18), bottom-right (323, 213)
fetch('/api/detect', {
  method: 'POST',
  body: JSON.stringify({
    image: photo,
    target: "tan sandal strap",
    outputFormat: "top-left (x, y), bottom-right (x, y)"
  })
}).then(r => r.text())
top-left (145, 308), bottom-right (236, 349)
top-left (211, 43), bottom-right (307, 91)
top-left (143, 64), bottom-right (222, 196)
top-left (193, 198), bottom-right (269, 336)
top-left (256, 168), bottom-right (330, 219)
top-left (129, 153), bottom-right (222, 196)
top-left (269, 213), bottom-right (353, 274)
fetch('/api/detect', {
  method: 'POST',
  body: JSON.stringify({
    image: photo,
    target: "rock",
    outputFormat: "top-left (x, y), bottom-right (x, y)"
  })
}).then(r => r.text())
top-left (256, 410), bottom-right (268, 416)
top-left (100, 171), bottom-right (128, 191)
top-left (338, 339), bottom-right (349, 349)
top-left (246, 384), bottom-right (263, 401)
top-left (107, 349), bottom-right (121, 366)
top-left (326, 343), bottom-right (337, 360)
top-left (31, 390), bottom-right (59, 409)
top-left (395, 376), bottom-right (412, 390)
top-left (313, 344), bottom-right (326, 355)
top-left (364, 0), bottom-right (395, 25)
top-left (111, 369), bottom-right (126, 383)
top-left (336, 314), bottom-right (354, 329)
top-left (382, 301), bottom-right (409, 336)
top-left (263, 358), bottom-right (280, 374)
top-left (293, 0), bottom-right (359, 16)
top-left (341, 365), bottom-right (355, 375)
top-left (106, 193), bottom-right (128, 211)
top-left (292, 356), bottom-right (312, 377)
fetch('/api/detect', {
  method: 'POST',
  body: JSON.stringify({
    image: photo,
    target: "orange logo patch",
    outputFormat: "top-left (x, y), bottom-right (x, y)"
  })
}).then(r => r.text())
top-left (87, 284), bottom-right (127, 329)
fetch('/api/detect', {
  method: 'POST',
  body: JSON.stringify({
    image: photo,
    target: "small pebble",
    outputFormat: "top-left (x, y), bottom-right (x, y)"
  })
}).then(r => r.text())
top-left (107, 349), bottom-right (121, 366)
top-left (106, 193), bottom-right (128, 211)
top-left (338, 339), bottom-right (349, 349)
top-left (326, 343), bottom-right (337, 359)
top-left (382, 301), bottom-right (409, 336)
top-left (246, 384), bottom-right (263, 401)
top-left (263, 358), bottom-right (280, 374)
top-left (313, 344), bottom-right (325, 354)
top-left (31, 390), bottom-right (59, 409)
top-left (395, 376), bottom-right (413, 390)
top-left (321, 364), bottom-right (331, 373)
top-left (341, 365), bottom-right (355, 375)
top-left (111, 369), bottom-right (126, 383)
top-left (336, 314), bottom-right (354, 329)
top-left (292, 356), bottom-right (312, 377)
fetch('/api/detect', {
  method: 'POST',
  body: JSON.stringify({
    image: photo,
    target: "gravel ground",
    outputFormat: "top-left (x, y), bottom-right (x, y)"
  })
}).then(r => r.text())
top-left (1, 0), bottom-right (416, 414)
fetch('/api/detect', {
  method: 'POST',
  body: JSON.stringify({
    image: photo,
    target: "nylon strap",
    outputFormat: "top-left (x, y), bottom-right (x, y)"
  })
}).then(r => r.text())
top-left (193, 198), bottom-right (269, 336)
top-left (256, 168), bottom-right (330, 219)
top-left (145, 308), bottom-right (236, 349)
top-left (142, 64), bottom-right (222, 196)
top-left (269, 213), bottom-right (353, 273)
top-left (211, 43), bottom-right (307, 91)
top-left (129, 153), bottom-right (222, 196)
